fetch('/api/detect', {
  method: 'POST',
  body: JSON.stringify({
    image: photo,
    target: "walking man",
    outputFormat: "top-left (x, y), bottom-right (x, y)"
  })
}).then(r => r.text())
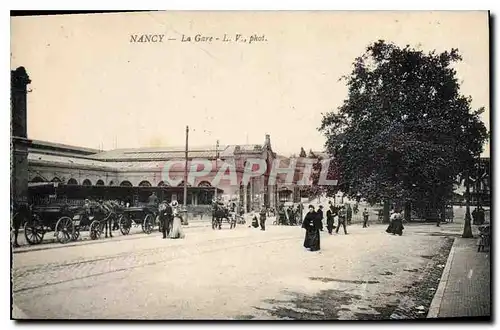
top-left (159, 200), bottom-right (173, 239)
top-left (326, 206), bottom-right (334, 234)
top-left (362, 208), bottom-right (369, 228)
top-left (259, 204), bottom-right (267, 231)
top-left (346, 204), bottom-right (353, 225)
top-left (316, 205), bottom-right (324, 231)
top-left (336, 206), bottom-right (348, 235)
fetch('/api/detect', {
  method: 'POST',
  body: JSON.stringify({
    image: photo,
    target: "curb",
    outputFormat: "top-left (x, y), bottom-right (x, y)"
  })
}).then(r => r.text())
top-left (13, 223), bottom-right (212, 254)
top-left (427, 237), bottom-right (457, 318)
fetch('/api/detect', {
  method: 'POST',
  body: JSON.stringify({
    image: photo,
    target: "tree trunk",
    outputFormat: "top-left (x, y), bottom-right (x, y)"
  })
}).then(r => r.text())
top-left (440, 202), bottom-right (446, 223)
top-left (462, 174), bottom-right (473, 238)
top-left (404, 201), bottom-right (411, 222)
top-left (383, 199), bottom-right (390, 223)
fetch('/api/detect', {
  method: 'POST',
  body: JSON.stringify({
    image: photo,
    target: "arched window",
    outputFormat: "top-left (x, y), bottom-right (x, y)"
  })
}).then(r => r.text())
top-left (51, 177), bottom-right (61, 183)
top-left (109, 180), bottom-right (115, 186)
top-left (96, 179), bottom-right (105, 186)
top-left (67, 178), bottom-right (78, 185)
top-left (177, 180), bottom-right (192, 187)
top-left (30, 176), bottom-right (45, 183)
top-left (198, 181), bottom-right (211, 187)
top-left (158, 181), bottom-right (170, 187)
top-left (138, 180), bottom-right (152, 187)
top-left (278, 187), bottom-right (293, 203)
top-left (120, 180), bottom-right (133, 187)
top-left (82, 179), bottom-right (92, 186)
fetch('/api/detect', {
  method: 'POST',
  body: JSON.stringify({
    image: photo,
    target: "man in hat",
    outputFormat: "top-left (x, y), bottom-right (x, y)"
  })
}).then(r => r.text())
top-left (336, 205), bottom-right (348, 235)
top-left (316, 205), bottom-right (324, 231)
top-left (362, 207), bottom-right (370, 228)
top-left (259, 204), bottom-right (267, 231)
top-left (159, 200), bottom-right (173, 239)
top-left (326, 205), bottom-right (335, 234)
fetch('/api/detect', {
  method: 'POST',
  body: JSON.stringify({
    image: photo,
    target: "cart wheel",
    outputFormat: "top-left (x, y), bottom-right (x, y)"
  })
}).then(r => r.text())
top-left (119, 216), bottom-right (131, 235)
top-left (72, 228), bottom-right (80, 241)
top-left (143, 214), bottom-right (154, 234)
top-left (89, 220), bottom-right (102, 240)
top-left (55, 216), bottom-right (74, 244)
top-left (24, 213), bottom-right (45, 245)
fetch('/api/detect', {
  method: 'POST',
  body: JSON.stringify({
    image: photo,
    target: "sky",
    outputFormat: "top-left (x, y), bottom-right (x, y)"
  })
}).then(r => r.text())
top-left (11, 11), bottom-right (490, 157)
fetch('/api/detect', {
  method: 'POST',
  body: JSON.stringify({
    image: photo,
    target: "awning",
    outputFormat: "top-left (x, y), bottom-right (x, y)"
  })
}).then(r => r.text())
top-left (28, 182), bottom-right (58, 188)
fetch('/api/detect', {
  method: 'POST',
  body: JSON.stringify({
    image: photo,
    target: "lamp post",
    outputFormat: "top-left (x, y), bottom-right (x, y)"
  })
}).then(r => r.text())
top-left (183, 126), bottom-right (189, 220)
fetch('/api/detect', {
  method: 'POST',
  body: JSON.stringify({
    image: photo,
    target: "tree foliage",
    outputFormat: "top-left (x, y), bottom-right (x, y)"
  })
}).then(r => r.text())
top-left (319, 40), bottom-right (488, 211)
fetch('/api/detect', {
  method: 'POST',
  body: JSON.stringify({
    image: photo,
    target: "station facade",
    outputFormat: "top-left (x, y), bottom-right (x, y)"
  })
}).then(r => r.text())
top-left (12, 67), bottom-right (330, 214)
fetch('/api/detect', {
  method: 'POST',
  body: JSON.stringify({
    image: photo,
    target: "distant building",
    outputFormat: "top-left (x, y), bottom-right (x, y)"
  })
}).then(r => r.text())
top-left (13, 67), bottom-right (337, 213)
top-left (27, 135), bottom-right (278, 212)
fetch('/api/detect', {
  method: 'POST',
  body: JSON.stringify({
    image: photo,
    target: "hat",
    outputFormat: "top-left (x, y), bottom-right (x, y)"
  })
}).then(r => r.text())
top-left (308, 205), bottom-right (315, 209)
top-left (319, 205), bottom-right (323, 209)
top-left (171, 201), bottom-right (179, 207)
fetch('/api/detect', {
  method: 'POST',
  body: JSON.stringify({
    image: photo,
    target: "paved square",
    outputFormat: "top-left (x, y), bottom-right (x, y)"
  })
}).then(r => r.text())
top-left (13, 222), bottom-right (454, 319)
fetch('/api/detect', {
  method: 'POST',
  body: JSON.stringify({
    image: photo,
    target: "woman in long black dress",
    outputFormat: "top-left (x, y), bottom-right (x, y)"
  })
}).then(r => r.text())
top-left (302, 205), bottom-right (321, 251)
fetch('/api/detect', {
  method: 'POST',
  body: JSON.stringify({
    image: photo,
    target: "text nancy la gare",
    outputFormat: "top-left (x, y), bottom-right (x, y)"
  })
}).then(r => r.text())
top-left (130, 33), bottom-right (267, 44)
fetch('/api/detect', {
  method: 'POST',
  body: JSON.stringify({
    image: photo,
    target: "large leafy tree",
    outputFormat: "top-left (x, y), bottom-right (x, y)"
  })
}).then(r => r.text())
top-left (319, 40), bottom-right (488, 228)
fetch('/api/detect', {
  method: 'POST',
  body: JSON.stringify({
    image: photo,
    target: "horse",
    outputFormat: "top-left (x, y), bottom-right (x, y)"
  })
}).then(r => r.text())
top-left (212, 203), bottom-right (229, 230)
top-left (11, 202), bottom-right (30, 248)
top-left (92, 201), bottom-right (115, 239)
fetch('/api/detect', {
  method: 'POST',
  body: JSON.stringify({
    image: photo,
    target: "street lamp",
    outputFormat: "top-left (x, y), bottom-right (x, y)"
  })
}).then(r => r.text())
top-left (214, 139), bottom-right (220, 200)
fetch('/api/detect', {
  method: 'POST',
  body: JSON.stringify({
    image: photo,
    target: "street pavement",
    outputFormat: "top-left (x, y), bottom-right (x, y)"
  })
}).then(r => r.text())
top-left (12, 218), bottom-right (465, 320)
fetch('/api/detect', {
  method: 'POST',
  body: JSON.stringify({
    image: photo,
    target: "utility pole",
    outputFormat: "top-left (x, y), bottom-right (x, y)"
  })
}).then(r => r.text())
top-left (214, 139), bottom-right (219, 200)
top-left (184, 126), bottom-right (189, 210)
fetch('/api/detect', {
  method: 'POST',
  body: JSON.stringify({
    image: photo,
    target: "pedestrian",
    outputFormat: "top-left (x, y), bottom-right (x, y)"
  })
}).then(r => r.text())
top-left (159, 200), bottom-right (173, 239)
top-left (251, 212), bottom-right (259, 228)
top-left (336, 206), bottom-right (348, 235)
top-left (362, 208), bottom-right (369, 228)
top-left (259, 205), bottom-right (267, 231)
top-left (168, 201), bottom-right (185, 239)
top-left (346, 204), bottom-right (353, 225)
top-left (326, 206), bottom-right (334, 234)
top-left (392, 210), bottom-right (404, 235)
top-left (478, 207), bottom-right (485, 225)
top-left (302, 205), bottom-right (321, 251)
top-left (386, 211), bottom-right (396, 233)
top-left (316, 205), bottom-right (324, 231)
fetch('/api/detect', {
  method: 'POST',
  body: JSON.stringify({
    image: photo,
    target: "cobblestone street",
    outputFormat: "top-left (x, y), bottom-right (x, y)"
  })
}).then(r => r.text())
top-left (12, 219), bottom-right (463, 320)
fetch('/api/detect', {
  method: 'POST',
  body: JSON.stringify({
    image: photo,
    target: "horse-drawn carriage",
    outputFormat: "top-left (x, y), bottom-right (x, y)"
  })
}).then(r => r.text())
top-left (23, 204), bottom-right (90, 244)
top-left (211, 203), bottom-right (237, 230)
top-left (23, 202), bottom-right (121, 244)
top-left (118, 206), bottom-right (157, 235)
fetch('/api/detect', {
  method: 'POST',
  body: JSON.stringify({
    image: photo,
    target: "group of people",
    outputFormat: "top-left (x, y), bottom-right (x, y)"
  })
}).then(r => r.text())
top-left (302, 203), bottom-right (355, 252)
top-left (82, 192), bottom-right (186, 240)
top-left (277, 204), bottom-right (303, 226)
top-left (385, 210), bottom-right (404, 236)
top-left (157, 199), bottom-right (185, 239)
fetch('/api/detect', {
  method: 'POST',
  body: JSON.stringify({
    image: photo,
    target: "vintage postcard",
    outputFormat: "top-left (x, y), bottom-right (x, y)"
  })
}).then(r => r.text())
top-left (10, 11), bottom-right (490, 320)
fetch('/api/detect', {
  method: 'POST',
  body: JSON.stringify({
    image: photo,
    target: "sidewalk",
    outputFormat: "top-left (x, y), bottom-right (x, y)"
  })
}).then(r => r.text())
top-left (427, 237), bottom-right (491, 319)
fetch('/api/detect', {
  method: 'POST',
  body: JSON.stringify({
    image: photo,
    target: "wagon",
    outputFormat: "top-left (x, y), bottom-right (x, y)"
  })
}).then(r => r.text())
top-left (119, 206), bottom-right (157, 235)
top-left (24, 205), bottom-right (90, 245)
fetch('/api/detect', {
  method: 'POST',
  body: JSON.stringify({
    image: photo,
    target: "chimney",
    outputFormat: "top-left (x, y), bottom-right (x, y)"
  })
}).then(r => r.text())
top-left (11, 67), bottom-right (31, 138)
top-left (265, 134), bottom-right (271, 148)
